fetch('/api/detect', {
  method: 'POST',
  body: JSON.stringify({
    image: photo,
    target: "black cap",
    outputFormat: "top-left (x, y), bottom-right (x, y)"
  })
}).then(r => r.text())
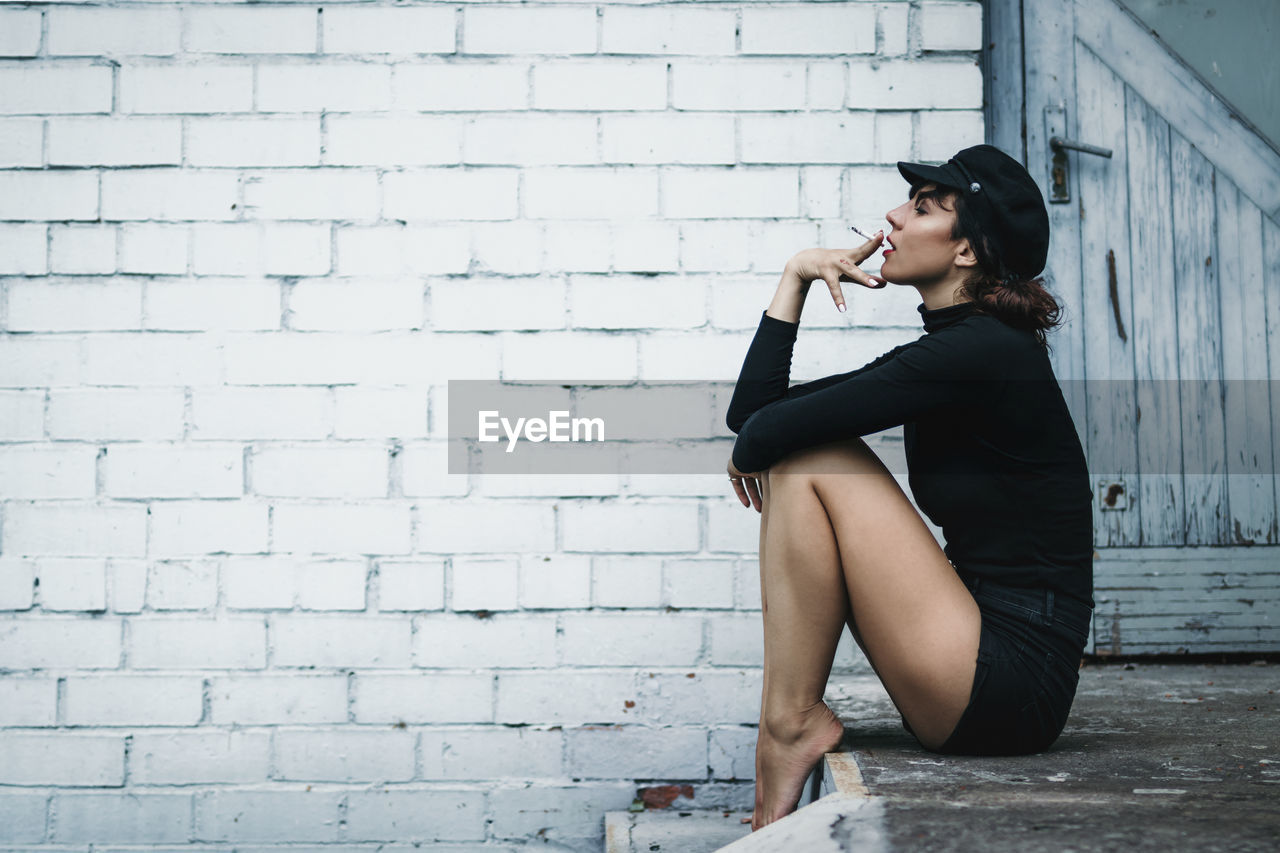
top-left (896, 144), bottom-right (1050, 279)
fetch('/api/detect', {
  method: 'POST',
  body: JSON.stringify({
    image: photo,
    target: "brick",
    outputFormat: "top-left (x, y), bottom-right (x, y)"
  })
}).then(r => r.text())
top-left (222, 556), bottom-right (295, 610)
top-left (129, 617), bottom-right (267, 669)
top-left (148, 500), bottom-right (269, 556)
top-left (809, 61), bottom-right (847, 109)
top-left (0, 63), bottom-right (113, 115)
top-left (527, 167), bottom-right (660, 219)
top-left (742, 112), bottom-right (876, 164)
top-left (81, 331), bottom-right (220, 386)
top-left (464, 113), bottom-right (595, 165)
top-left (120, 223), bottom-right (189, 275)
top-left (37, 557), bottom-right (107, 611)
top-left (662, 167), bottom-right (800, 219)
top-left (710, 725), bottom-right (757, 780)
top-left (354, 672), bottom-right (492, 723)
top-left (679, 220), bottom-right (751, 273)
top-left (422, 726), bottom-right (562, 779)
top-left (327, 114), bottom-right (461, 165)
top-left (274, 728), bottom-right (416, 782)
top-left (640, 329), bottom-right (761, 379)
top-left (496, 670), bottom-right (639, 724)
top-left (463, 6), bottom-right (595, 55)
top-left (186, 7), bottom-right (316, 54)
top-left (568, 274), bottom-right (705, 330)
top-left (146, 278), bottom-right (281, 331)
top-left (101, 168), bottom-right (238, 220)
top-left (0, 792), bottom-right (46, 843)
top-left (47, 225), bottom-right (117, 275)
top-left (0, 558), bottom-right (37, 611)
top-left (449, 556), bottom-right (518, 611)
top-left (430, 277), bottom-right (565, 331)
top-left (119, 64), bottom-right (253, 114)
top-left (191, 387), bottom-right (329, 440)
top-left (532, 61), bottom-right (666, 110)
top-left (48, 388), bottom-right (184, 441)
top-left (488, 783), bottom-right (634, 840)
top-left (9, 278), bottom-right (138, 332)
top-left (876, 110), bottom-right (914, 162)
top-left (602, 6), bottom-right (736, 55)
top-left (0, 386), bottom-right (42, 435)
top-left (0, 118), bottom-right (43, 166)
top-left (635, 670), bottom-right (760, 724)
top-left (0, 9), bottom-right (41, 57)
top-left (250, 446), bottom-right (388, 498)
top-left (0, 170), bottom-right (98, 220)
top-left (103, 443), bottom-right (241, 499)
top-left (147, 559), bottom-right (219, 610)
top-left (392, 62), bottom-right (528, 111)
top-left (468, 217), bottom-right (548, 275)
top-left (612, 221), bottom-right (681, 273)
top-left (258, 63), bottom-right (392, 111)
top-left (335, 388), bottom-right (429, 440)
top-left (375, 559), bottom-right (445, 611)
top-left (384, 168), bottom-right (518, 220)
top-left (270, 614), bottom-right (411, 668)
top-left (665, 558), bottom-right (736, 608)
top-left (414, 613), bottom-right (555, 668)
top-left (209, 675), bottom-right (347, 724)
top-left (345, 789), bottom-right (487, 842)
top-left (109, 559), bottom-right (148, 613)
top-left (708, 612), bottom-right (765, 666)
top-left (322, 6), bottom-right (456, 54)
top-left (243, 169), bottom-right (379, 221)
top-left (289, 279), bottom-right (423, 331)
top-left (63, 675), bottom-right (203, 726)
top-left (706, 499), bottom-right (761, 553)
top-left (672, 62), bottom-right (805, 111)
top-left (399, 441), bottom-right (469, 497)
top-left (601, 113), bottom-right (734, 165)
top-left (0, 733), bottom-right (124, 786)
top-left (561, 612), bottom-right (703, 665)
top-left (566, 725), bottom-right (706, 779)
top-left (518, 553), bottom-right (591, 609)
top-left (195, 790), bottom-right (343, 843)
top-left (921, 1), bottom-right (984, 51)
top-left (188, 116), bottom-right (320, 167)
top-left (0, 336), bottom-right (81, 387)
top-left (0, 222), bottom-right (46, 273)
top-left (48, 8), bottom-right (181, 56)
top-left (130, 730), bottom-right (271, 784)
top-left (593, 555), bottom-right (663, 608)
top-left (741, 5), bottom-right (876, 54)
top-left (563, 502), bottom-right (699, 553)
top-left (4, 503), bottom-right (146, 559)
top-left (850, 58), bottom-right (983, 108)
top-left (0, 676), bottom-right (56, 726)
top-left (335, 224), bottom-right (471, 275)
top-left (417, 501), bottom-right (555, 553)
top-left (0, 614), bottom-right (121, 666)
top-left (272, 503), bottom-right (411, 555)
top-left (49, 791), bottom-right (191, 844)
top-left (297, 560), bottom-right (368, 611)
top-left (500, 330), bottom-right (637, 381)
top-left (0, 446), bottom-right (95, 500)
top-left (880, 2), bottom-right (910, 56)
top-left (919, 109), bottom-right (985, 159)
top-left (191, 222), bottom-right (331, 276)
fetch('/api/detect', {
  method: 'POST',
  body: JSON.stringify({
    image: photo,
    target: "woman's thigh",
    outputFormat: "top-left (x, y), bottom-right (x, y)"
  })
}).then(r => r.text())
top-left (765, 437), bottom-right (982, 752)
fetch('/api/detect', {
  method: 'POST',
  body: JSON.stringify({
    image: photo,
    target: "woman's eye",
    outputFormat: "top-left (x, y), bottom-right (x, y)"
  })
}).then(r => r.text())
top-left (914, 206), bottom-right (926, 215)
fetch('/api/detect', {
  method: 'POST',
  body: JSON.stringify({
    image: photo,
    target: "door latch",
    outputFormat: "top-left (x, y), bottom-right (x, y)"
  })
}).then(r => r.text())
top-left (1044, 105), bottom-right (1114, 203)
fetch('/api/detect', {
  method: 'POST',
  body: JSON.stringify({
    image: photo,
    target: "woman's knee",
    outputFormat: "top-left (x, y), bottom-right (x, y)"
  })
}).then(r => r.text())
top-left (769, 437), bottom-right (877, 477)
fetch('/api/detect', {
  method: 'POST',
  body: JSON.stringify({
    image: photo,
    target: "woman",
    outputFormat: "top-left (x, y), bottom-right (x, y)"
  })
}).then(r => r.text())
top-left (725, 144), bottom-right (1095, 831)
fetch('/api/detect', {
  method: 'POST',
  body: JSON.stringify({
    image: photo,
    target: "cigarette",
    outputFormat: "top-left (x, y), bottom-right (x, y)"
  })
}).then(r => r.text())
top-left (849, 225), bottom-right (876, 240)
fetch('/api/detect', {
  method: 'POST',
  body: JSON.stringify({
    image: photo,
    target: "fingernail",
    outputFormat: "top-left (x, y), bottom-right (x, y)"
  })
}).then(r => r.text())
top-left (838, 303), bottom-right (846, 312)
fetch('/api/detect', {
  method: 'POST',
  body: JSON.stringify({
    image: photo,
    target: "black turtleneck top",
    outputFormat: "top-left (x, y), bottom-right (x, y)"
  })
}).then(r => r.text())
top-left (726, 301), bottom-right (1095, 609)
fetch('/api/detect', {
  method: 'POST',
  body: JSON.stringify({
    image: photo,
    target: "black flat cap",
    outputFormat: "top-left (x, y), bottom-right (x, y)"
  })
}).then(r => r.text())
top-left (897, 144), bottom-right (1051, 279)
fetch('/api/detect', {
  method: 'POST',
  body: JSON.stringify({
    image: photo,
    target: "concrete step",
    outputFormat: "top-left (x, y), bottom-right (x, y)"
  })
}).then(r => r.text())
top-left (605, 662), bottom-right (1280, 852)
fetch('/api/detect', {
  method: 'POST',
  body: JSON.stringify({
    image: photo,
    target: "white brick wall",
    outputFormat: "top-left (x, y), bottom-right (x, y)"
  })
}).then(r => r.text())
top-left (0, 1), bottom-right (981, 848)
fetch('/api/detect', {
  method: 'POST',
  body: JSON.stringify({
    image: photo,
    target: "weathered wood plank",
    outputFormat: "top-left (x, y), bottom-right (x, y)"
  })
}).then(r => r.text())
top-left (1171, 135), bottom-right (1229, 545)
top-left (1124, 87), bottom-right (1184, 547)
top-left (1075, 43), bottom-right (1139, 547)
top-left (1215, 175), bottom-right (1277, 544)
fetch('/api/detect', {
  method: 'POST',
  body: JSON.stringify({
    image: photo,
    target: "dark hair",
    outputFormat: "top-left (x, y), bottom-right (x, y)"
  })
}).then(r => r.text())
top-left (910, 182), bottom-right (1063, 350)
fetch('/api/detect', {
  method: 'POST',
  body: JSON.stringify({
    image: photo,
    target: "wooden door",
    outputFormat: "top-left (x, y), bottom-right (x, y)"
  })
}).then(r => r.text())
top-left (985, 0), bottom-right (1280, 654)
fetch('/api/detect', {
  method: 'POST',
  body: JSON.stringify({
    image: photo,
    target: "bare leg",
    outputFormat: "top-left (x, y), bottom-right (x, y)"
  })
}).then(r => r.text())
top-left (750, 437), bottom-right (981, 830)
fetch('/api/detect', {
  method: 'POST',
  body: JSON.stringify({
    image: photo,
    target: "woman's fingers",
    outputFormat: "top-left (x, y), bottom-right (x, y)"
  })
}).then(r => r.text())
top-left (837, 258), bottom-right (887, 289)
top-left (745, 477), bottom-right (763, 513)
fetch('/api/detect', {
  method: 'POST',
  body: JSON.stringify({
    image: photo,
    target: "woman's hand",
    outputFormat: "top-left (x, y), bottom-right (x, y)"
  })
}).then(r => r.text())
top-left (786, 232), bottom-right (889, 312)
top-left (728, 458), bottom-right (765, 513)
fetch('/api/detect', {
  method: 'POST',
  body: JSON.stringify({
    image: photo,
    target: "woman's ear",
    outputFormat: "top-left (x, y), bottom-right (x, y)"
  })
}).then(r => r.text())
top-left (954, 239), bottom-right (979, 270)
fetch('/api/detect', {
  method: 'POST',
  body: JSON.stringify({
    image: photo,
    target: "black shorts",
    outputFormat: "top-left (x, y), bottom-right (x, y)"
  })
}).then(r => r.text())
top-left (903, 572), bottom-right (1093, 756)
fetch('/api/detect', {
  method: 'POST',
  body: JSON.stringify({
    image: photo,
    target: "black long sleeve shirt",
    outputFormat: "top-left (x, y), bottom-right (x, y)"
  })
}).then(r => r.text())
top-left (726, 301), bottom-right (1095, 608)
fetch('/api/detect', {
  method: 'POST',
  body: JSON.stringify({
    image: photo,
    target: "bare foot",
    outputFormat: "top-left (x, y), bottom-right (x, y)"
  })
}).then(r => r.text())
top-left (750, 701), bottom-right (845, 831)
